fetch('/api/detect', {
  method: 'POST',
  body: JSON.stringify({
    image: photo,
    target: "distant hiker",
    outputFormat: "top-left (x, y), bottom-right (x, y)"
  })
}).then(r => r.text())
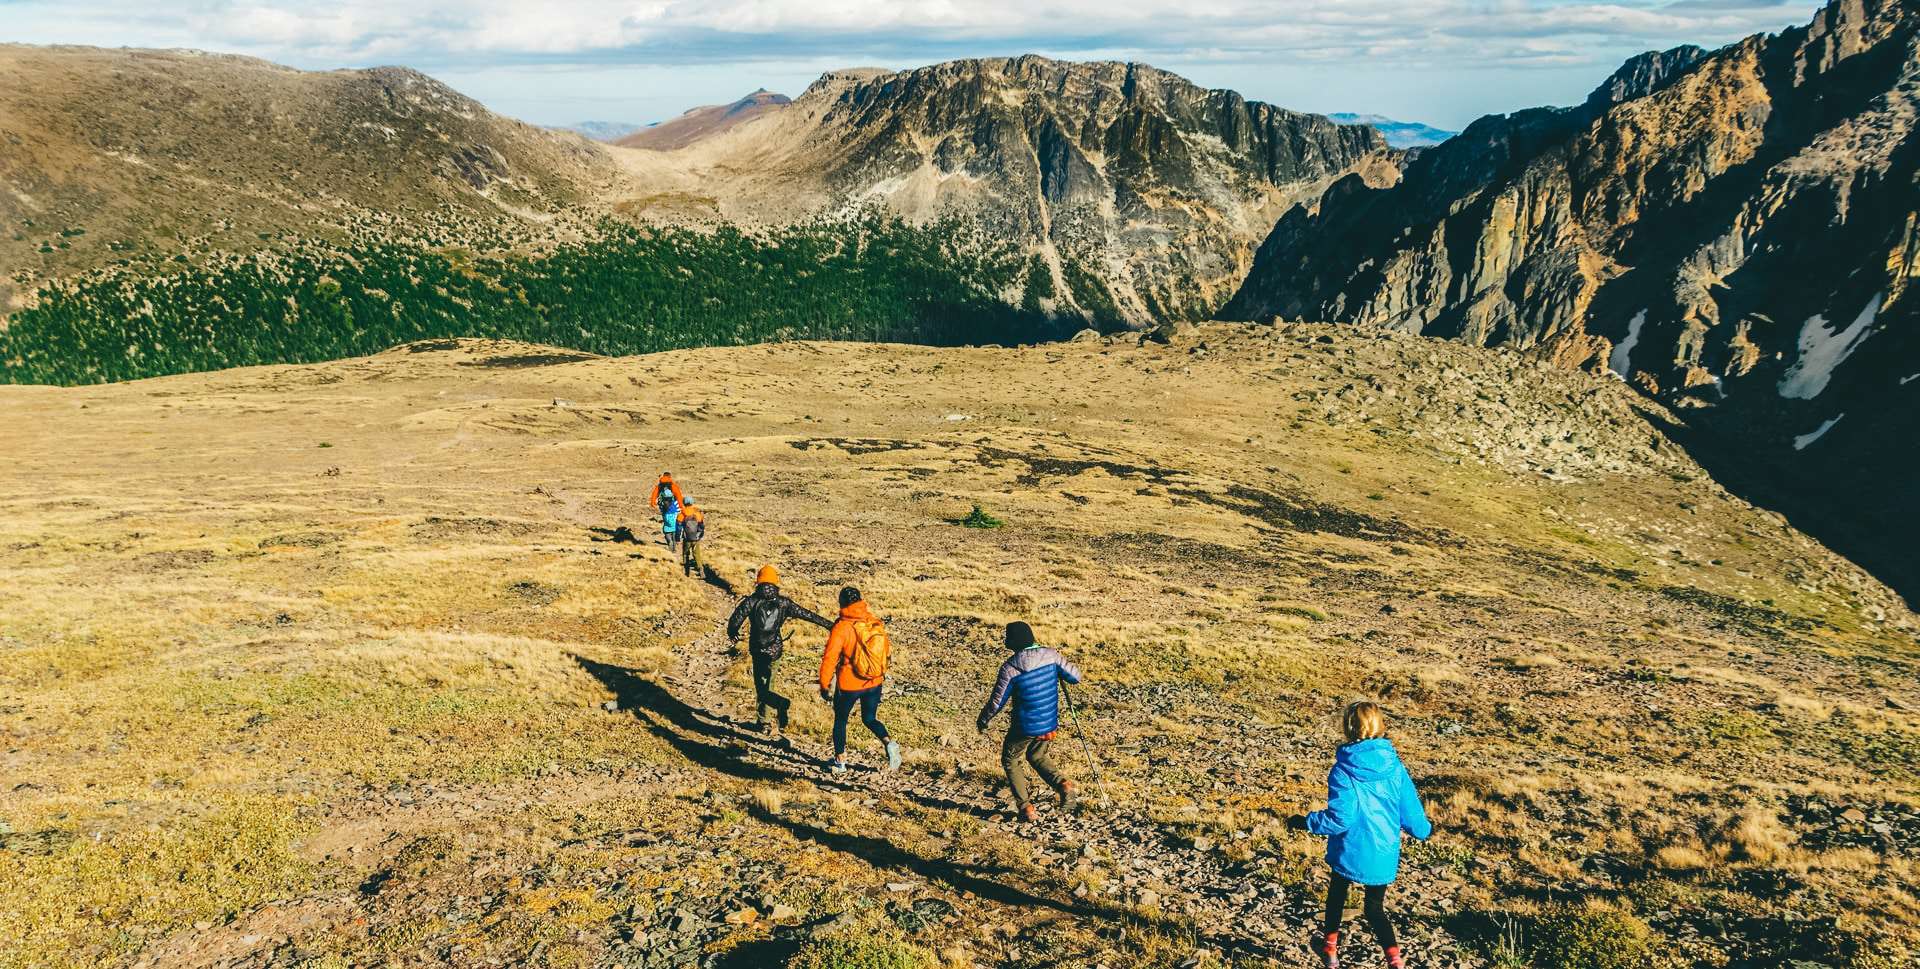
top-left (976, 621), bottom-right (1081, 822)
top-left (648, 472), bottom-right (686, 552)
top-left (819, 586), bottom-right (900, 775)
top-left (1286, 701), bottom-right (1432, 969)
top-left (725, 565), bottom-right (832, 742)
top-left (659, 496), bottom-right (681, 553)
top-left (647, 471), bottom-right (686, 511)
top-left (679, 502), bottom-right (706, 576)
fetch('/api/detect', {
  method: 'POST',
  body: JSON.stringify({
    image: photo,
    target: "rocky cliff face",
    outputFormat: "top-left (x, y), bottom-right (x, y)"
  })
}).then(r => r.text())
top-left (1221, 0), bottom-right (1920, 603)
top-left (697, 56), bottom-right (1388, 323)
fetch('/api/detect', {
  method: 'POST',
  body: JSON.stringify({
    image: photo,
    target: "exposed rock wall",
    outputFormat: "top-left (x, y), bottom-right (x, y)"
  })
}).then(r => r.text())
top-left (753, 56), bottom-right (1389, 323)
top-left (1221, 0), bottom-right (1920, 602)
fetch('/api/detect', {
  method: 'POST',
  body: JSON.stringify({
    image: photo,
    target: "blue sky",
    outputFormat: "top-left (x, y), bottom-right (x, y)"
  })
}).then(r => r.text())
top-left (4, 0), bottom-right (1825, 130)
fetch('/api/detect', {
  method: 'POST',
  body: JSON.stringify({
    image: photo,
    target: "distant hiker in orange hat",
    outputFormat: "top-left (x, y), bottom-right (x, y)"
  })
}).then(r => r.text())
top-left (678, 502), bottom-right (706, 577)
top-left (819, 586), bottom-right (900, 775)
top-left (726, 565), bottom-right (831, 743)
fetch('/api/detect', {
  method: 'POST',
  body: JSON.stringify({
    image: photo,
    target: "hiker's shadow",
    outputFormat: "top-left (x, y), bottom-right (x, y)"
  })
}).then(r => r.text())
top-left (574, 655), bottom-right (794, 783)
top-left (587, 525), bottom-right (644, 545)
top-left (573, 654), bottom-right (1006, 816)
top-left (750, 806), bottom-right (1116, 918)
top-left (700, 565), bottom-right (736, 596)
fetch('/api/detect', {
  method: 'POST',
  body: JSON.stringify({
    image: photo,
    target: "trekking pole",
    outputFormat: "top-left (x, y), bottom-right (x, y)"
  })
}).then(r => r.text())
top-left (1061, 683), bottom-right (1111, 809)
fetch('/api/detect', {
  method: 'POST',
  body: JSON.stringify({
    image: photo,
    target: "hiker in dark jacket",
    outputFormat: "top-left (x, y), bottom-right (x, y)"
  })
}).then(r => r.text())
top-left (725, 565), bottom-right (831, 741)
top-left (1287, 700), bottom-right (1432, 969)
top-left (976, 621), bottom-right (1082, 822)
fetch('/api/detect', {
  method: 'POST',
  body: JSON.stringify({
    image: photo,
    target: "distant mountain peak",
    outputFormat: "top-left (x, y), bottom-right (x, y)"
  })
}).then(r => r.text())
top-left (615, 89), bottom-right (792, 150)
top-left (1327, 113), bottom-right (1457, 148)
top-left (557, 120), bottom-right (642, 142)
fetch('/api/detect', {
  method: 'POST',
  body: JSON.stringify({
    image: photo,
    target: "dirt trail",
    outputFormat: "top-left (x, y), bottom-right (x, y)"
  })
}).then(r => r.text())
top-left (621, 548), bottom-right (1480, 968)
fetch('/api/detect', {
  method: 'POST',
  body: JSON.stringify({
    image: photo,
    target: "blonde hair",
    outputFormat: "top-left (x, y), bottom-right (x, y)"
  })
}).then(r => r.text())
top-left (1343, 701), bottom-right (1388, 742)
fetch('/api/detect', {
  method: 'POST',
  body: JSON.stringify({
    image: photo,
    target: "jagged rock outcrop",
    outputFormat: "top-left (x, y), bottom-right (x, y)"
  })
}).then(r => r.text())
top-left (1221, 0), bottom-right (1920, 603)
top-left (652, 56), bottom-right (1389, 323)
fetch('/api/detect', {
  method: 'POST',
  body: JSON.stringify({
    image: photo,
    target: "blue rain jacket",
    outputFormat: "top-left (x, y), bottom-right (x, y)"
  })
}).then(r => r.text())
top-left (1305, 738), bottom-right (1431, 885)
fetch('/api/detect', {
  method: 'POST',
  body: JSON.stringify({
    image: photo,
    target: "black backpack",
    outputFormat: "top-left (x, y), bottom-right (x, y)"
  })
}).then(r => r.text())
top-left (749, 596), bottom-right (788, 659)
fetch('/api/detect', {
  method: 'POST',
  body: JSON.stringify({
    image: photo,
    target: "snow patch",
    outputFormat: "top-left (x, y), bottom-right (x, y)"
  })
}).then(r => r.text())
top-left (1608, 309), bottom-right (1647, 378)
top-left (1779, 293), bottom-right (1881, 400)
top-left (1793, 413), bottom-right (1844, 451)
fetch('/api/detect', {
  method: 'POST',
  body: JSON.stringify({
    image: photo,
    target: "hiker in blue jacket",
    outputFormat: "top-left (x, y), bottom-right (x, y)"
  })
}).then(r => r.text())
top-left (976, 622), bottom-right (1081, 822)
top-left (1286, 700), bottom-right (1431, 969)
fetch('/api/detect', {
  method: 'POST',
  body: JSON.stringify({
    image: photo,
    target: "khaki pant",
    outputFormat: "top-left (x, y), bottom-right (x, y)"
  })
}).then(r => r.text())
top-left (682, 538), bottom-right (701, 575)
top-left (1001, 730), bottom-right (1066, 810)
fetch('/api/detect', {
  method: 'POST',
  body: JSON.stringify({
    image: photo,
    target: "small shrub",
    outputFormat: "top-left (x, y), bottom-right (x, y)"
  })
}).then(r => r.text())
top-left (958, 505), bottom-right (1003, 529)
top-left (1530, 905), bottom-right (1651, 969)
top-left (788, 937), bottom-right (933, 969)
top-left (1488, 915), bottom-right (1528, 969)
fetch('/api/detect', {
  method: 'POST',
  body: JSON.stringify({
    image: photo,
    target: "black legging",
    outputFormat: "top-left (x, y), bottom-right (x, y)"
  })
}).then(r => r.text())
top-left (751, 653), bottom-right (789, 729)
top-left (1324, 874), bottom-right (1397, 949)
top-left (831, 685), bottom-right (889, 756)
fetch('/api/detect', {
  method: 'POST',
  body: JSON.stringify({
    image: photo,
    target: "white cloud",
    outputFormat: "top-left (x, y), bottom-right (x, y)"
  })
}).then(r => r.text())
top-left (13, 0), bottom-right (1820, 62)
top-left (2, 0), bottom-right (1826, 125)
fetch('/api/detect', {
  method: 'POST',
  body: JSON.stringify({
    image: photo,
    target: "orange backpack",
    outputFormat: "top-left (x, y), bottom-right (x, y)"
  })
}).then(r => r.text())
top-left (847, 618), bottom-right (892, 681)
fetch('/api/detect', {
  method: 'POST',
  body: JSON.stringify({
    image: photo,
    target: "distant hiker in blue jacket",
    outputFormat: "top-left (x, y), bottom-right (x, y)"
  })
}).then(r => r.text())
top-left (1286, 701), bottom-right (1431, 969)
top-left (976, 622), bottom-right (1082, 822)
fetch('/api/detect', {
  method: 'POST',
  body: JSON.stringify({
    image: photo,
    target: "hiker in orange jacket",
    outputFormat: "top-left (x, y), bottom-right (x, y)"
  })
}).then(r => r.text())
top-left (647, 472), bottom-right (686, 510)
top-left (818, 586), bottom-right (901, 775)
top-left (647, 472), bottom-right (687, 551)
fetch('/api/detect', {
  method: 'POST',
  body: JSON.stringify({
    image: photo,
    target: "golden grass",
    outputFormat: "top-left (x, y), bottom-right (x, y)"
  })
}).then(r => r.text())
top-left (0, 330), bottom-right (1915, 964)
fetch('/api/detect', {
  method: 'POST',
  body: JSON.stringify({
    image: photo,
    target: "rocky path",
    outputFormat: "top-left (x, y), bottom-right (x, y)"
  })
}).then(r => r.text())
top-left (623, 565), bottom-right (1484, 968)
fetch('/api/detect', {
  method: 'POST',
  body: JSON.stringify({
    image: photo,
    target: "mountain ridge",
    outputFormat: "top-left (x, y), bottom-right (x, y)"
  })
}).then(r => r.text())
top-left (614, 89), bottom-right (792, 150)
top-left (1218, 0), bottom-right (1920, 603)
top-left (645, 54), bottom-right (1392, 322)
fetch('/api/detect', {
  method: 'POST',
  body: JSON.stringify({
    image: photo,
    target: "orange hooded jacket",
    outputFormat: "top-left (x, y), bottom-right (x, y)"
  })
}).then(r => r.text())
top-left (819, 599), bottom-right (886, 693)
top-left (648, 475), bottom-right (686, 509)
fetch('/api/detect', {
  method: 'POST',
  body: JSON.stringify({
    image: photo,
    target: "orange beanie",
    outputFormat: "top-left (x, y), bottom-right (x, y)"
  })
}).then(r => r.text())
top-left (756, 565), bottom-right (780, 585)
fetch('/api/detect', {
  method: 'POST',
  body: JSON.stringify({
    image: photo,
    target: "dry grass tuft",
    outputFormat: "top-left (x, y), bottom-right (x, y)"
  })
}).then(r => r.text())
top-left (751, 786), bottom-right (787, 816)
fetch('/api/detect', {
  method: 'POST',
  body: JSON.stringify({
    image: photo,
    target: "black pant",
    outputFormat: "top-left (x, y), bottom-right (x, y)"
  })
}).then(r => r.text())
top-left (751, 653), bottom-right (789, 729)
top-left (831, 685), bottom-right (888, 756)
top-left (1324, 874), bottom-right (1397, 949)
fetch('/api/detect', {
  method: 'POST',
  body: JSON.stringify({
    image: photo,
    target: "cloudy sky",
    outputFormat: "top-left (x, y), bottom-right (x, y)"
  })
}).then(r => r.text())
top-left (5, 0), bottom-right (1823, 131)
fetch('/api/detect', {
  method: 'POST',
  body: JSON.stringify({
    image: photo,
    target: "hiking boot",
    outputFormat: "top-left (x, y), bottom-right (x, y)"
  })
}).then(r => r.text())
top-left (1309, 931), bottom-right (1339, 969)
top-left (884, 739), bottom-right (902, 771)
top-left (776, 736), bottom-right (794, 751)
top-left (1018, 804), bottom-right (1039, 823)
top-left (829, 759), bottom-right (848, 776)
top-left (747, 720), bottom-right (768, 734)
top-left (1058, 780), bottom-right (1078, 809)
